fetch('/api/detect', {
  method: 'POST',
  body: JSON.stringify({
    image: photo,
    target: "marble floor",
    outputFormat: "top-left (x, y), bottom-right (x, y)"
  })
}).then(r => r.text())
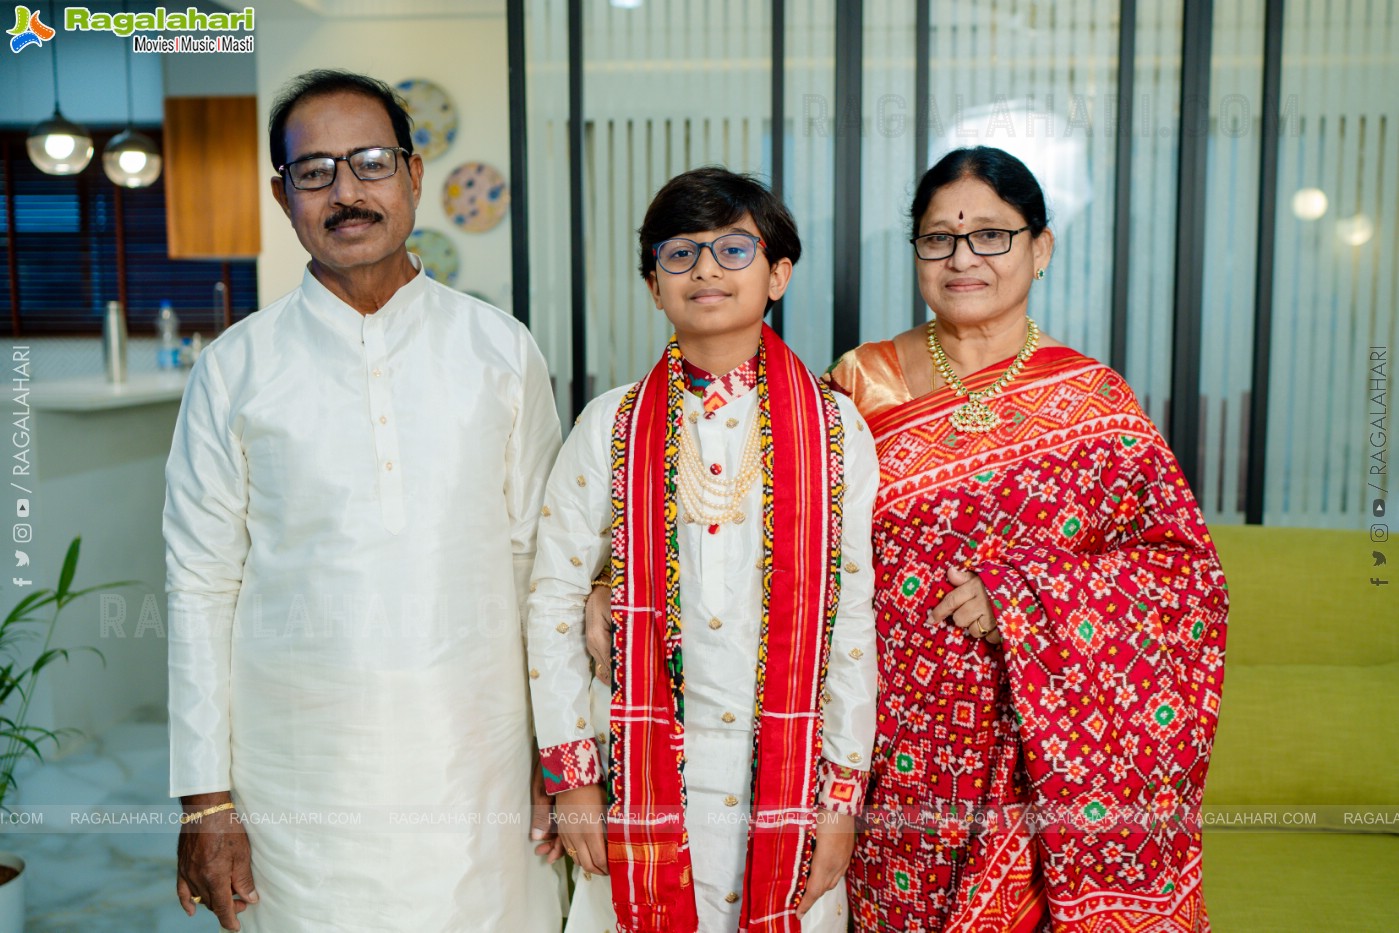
top-left (2, 707), bottom-right (197, 932)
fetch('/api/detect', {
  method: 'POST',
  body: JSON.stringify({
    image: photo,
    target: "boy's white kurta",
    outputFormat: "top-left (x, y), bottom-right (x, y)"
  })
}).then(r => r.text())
top-left (164, 263), bottom-right (565, 932)
top-left (528, 381), bottom-right (879, 933)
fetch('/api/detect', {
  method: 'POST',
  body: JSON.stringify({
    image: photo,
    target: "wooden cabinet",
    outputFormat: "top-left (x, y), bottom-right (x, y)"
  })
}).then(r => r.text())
top-left (163, 96), bottom-right (261, 259)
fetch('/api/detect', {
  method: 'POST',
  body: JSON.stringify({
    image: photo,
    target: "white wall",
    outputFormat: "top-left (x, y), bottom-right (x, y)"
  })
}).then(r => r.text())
top-left (255, 8), bottom-right (514, 310)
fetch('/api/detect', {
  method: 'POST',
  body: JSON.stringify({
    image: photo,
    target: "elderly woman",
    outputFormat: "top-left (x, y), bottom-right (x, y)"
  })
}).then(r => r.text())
top-left (825, 147), bottom-right (1228, 932)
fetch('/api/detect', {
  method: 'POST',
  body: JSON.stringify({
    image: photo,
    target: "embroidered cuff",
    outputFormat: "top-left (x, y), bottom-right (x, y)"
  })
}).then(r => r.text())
top-left (539, 738), bottom-right (603, 795)
top-left (816, 758), bottom-right (869, 816)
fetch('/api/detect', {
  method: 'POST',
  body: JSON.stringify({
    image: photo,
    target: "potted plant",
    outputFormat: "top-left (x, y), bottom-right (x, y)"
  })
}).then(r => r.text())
top-left (1, 537), bottom-right (127, 930)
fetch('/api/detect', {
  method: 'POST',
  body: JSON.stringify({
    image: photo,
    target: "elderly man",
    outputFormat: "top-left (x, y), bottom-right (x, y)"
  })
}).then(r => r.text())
top-left (164, 70), bottom-right (563, 931)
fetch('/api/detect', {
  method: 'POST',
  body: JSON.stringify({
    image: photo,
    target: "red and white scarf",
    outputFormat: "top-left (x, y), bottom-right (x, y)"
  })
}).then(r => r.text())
top-left (604, 324), bottom-right (846, 932)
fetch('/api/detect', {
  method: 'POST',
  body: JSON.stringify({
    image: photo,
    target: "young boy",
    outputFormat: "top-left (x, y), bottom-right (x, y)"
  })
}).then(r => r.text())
top-left (527, 168), bottom-right (877, 933)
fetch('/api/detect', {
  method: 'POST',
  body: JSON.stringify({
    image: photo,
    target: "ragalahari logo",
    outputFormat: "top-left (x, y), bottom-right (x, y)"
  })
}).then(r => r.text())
top-left (8, 6), bottom-right (54, 52)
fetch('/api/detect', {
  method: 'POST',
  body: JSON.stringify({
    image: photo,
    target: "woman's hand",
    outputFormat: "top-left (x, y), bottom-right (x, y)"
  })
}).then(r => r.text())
top-left (930, 566), bottom-right (1002, 645)
top-left (796, 809), bottom-right (855, 917)
top-left (555, 783), bottom-right (609, 877)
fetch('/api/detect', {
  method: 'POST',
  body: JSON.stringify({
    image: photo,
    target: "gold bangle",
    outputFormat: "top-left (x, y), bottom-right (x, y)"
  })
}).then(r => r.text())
top-left (591, 572), bottom-right (611, 589)
top-left (180, 801), bottom-right (236, 824)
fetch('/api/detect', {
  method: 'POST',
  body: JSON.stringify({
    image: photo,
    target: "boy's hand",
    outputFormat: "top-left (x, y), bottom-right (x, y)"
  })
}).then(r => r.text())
top-left (796, 808), bottom-right (854, 917)
top-left (555, 783), bottom-right (609, 877)
top-left (584, 583), bottom-right (613, 683)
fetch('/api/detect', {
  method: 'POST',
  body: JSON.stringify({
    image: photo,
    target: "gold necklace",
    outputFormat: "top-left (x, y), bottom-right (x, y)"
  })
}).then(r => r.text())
top-left (676, 410), bottom-right (763, 527)
top-left (926, 317), bottom-right (1040, 433)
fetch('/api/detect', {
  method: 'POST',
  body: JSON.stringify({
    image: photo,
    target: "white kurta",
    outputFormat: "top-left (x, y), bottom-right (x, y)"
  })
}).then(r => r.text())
top-left (527, 380), bottom-right (879, 933)
top-left (165, 261), bottom-right (565, 932)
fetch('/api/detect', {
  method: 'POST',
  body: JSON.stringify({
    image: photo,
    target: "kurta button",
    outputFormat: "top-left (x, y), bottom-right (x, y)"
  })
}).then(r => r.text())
top-left (848, 753), bottom-right (862, 764)
top-left (597, 733), bottom-right (607, 743)
top-left (726, 418), bottom-right (739, 428)
top-left (529, 583), bottom-right (538, 593)
top-left (372, 368), bottom-right (382, 377)
top-left (721, 712), bottom-right (735, 723)
top-left (725, 892), bottom-right (739, 904)
top-left (850, 648), bottom-right (864, 660)
top-left (541, 506), bottom-right (552, 517)
top-left (709, 617), bottom-right (723, 630)
top-left (576, 475), bottom-right (587, 487)
top-left (570, 556), bottom-right (583, 566)
top-left (688, 411), bottom-right (700, 423)
top-left (576, 718), bottom-right (587, 729)
top-left (384, 461), bottom-right (394, 471)
top-left (844, 561), bottom-right (860, 573)
top-left (556, 622), bottom-right (570, 634)
top-left (856, 421), bottom-right (865, 432)
top-left (724, 795), bottom-right (738, 807)
top-left (379, 415), bottom-right (388, 425)
top-left (529, 668), bottom-right (539, 679)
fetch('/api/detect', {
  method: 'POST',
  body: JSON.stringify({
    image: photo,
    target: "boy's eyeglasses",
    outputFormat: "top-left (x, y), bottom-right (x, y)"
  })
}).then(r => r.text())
top-left (653, 234), bottom-right (767, 274)
top-left (911, 226), bottom-right (1030, 261)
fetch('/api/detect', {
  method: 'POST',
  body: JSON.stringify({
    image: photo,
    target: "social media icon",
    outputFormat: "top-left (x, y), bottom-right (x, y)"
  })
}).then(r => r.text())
top-left (14, 550), bottom-right (27, 567)
top-left (1373, 525), bottom-right (1391, 543)
top-left (12, 577), bottom-right (31, 588)
top-left (12, 524), bottom-right (31, 543)
top-left (1377, 499), bottom-right (1388, 518)
top-left (15, 499), bottom-right (29, 518)
top-left (1376, 551), bottom-right (1390, 567)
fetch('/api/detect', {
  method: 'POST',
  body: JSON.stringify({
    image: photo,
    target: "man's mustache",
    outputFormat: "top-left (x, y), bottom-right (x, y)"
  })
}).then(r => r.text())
top-left (324, 207), bottom-right (384, 230)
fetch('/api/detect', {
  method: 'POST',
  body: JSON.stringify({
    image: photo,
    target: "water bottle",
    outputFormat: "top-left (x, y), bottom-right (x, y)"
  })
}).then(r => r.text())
top-left (156, 301), bottom-right (181, 370)
top-left (102, 300), bottom-right (128, 383)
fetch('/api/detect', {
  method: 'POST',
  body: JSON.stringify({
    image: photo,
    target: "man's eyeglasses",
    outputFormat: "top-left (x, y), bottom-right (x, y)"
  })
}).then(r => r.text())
top-left (653, 234), bottom-right (767, 274)
top-left (911, 226), bottom-right (1030, 261)
top-left (279, 147), bottom-right (411, 191)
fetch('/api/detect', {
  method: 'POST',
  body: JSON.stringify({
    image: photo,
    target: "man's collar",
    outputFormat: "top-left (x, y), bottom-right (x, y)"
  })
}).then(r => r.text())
top-left (300, 252), bottom-right (427, 337)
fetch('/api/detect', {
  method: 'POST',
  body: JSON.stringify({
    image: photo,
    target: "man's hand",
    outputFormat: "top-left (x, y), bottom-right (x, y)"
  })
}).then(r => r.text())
top-left (930, 565), bottom-right (1002, 644)
top-left (176, 792), bottom-right (258, 931)
top-left (584, 583), bottom-right (613, 684)
top-left (796, 808), bottom-right (855, 918)
top-left (530, 752), bottom-right (564, 862)
top-left (554, 783), bottom-right (608, 877)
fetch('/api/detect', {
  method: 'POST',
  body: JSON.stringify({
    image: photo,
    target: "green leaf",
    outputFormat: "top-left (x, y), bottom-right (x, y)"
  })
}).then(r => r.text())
top-left (56, 537), bottom-right (81, 602)
top-left (3, 589), bottom-right (57, 627)
top-left (57, 580), bottom-right (139, 608)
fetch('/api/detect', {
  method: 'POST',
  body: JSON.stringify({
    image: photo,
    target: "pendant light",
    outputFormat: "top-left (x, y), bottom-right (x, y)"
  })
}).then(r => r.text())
top-left (102, 3), bottom-right (160, 188)
top-left (26, 25), bottom-right (94, 175)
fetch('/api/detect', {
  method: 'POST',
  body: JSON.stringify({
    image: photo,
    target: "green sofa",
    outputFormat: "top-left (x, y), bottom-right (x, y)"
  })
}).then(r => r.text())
top-left (1202, 525), bottom-right (1399, 931)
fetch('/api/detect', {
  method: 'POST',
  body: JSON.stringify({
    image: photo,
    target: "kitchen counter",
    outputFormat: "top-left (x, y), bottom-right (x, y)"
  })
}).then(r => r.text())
top-left (29, 371), bottom-right (190, 412)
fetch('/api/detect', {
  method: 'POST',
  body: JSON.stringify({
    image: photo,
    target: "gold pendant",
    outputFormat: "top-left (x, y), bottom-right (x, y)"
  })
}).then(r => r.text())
top-left (949, 396), bottom-right (1001, 434)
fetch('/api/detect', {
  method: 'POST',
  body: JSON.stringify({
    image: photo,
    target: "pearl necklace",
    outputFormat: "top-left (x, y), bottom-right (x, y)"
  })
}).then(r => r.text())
top-left (676, 409), bottom-right (762, 526)
top-left (926, 317), bottom-right (1040, 434)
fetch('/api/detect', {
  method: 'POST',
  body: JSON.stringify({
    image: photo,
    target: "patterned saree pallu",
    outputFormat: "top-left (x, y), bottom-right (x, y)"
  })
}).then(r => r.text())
top-left (606, 325), bottom-right (846, 933)
top-left (848, 347), bottom-right (1228, 933)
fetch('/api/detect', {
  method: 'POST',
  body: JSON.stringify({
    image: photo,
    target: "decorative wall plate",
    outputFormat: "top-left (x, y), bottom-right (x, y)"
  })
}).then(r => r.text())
top-left (396, 78), bottom-right (457, 161)
top-left (443, 161), bottom-right (510, 233)
top-left (406, 228), bottom-right (460, 287)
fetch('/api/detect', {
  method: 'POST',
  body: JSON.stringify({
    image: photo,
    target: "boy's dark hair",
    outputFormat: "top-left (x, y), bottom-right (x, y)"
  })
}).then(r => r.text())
top-left (268, 70), bottom-right (415, 172)
top-left (910, 147), bottom-right (1050, 237)
top-left (638, 168), bottom-right (802, 289)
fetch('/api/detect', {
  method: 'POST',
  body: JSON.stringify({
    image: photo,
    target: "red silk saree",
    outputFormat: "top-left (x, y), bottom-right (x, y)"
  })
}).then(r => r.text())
top-left (827, 343), bottom-right (1228, 933)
